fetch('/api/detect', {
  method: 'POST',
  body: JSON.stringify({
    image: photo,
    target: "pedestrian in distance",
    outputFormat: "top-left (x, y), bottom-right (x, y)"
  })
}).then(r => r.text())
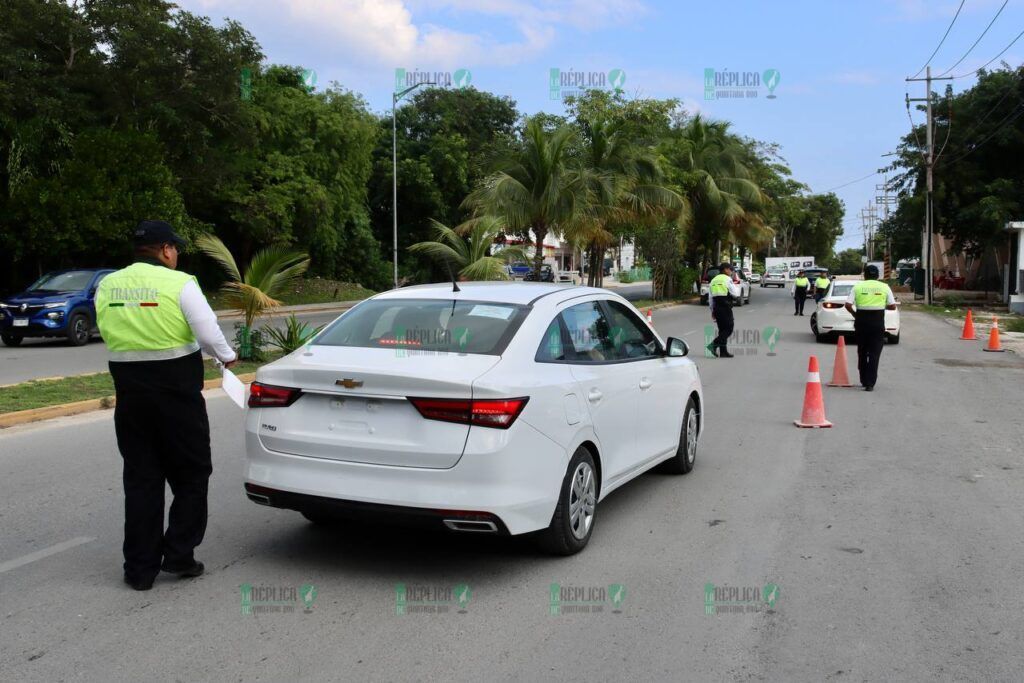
top-left (706, 262), bottom-right (741, 358)
top-left (96, 220), bottom-right (238, 591)
top-left (813, 273), bottom-right (831, 303)
top-left (792, 271), bottom-right (809, 315)
top-left (844, 264), bottom-right (897, 392)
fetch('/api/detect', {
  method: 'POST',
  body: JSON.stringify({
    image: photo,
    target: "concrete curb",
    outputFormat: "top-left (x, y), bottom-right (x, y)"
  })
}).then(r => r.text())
top-left (0, 373), bottom-right (256, 429)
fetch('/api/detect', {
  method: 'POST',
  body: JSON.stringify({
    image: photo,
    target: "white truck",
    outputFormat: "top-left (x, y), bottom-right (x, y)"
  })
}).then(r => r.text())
top-left (765, 256), bottom-right (815, 282)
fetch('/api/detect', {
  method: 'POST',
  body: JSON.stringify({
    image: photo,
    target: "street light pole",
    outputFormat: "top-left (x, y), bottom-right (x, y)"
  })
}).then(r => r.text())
top-left (392, 81), bottom-right (435, 289)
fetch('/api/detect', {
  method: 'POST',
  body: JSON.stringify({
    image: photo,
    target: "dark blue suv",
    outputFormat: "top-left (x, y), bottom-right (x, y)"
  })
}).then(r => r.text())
top-left (0, 269), bottom-right (114, 347)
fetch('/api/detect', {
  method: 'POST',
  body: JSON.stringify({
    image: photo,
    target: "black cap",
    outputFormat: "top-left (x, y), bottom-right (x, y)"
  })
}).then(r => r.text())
top-left (864, 264), bottom-right (880, 279)
top-left (719, 262), bottom-right (733, 271)
top-left (133, 220), bottom-right (186, 248)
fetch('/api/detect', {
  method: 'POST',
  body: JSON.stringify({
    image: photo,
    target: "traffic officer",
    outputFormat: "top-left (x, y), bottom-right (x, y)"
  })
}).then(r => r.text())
top-left (844, 264), bottom-right (897, 392)
top-left (792, 271), bottom-right (809, 316)
top-left (706, 263), bottom-right (741, 358)
top-left (96, 220), bottom-right (237, 591)
top-left (813, 273), bottom-right (831, 303)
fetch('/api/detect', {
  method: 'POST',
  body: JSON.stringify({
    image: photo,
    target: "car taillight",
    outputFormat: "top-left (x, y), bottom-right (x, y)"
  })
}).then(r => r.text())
top-left (248, 382), bottom-right (302, 408)
top-left (408, 397), bottom-right (529, 429)
top-left (822, 302), bottom-right (845, 309)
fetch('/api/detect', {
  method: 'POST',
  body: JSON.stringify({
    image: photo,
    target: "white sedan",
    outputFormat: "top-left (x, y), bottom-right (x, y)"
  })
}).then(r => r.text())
top-left (244, 282), bottom-right (704, 555)
top-left (810, 281), bottom-right (901, 344)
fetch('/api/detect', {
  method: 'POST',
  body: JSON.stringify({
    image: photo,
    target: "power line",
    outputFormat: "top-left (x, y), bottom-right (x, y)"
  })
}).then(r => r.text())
top-left (937, 0), bottom-right (1010, 77)
top-left (952, 27), bottom-right (1024, 78)
top-left (821, 171), bottom-right (879, 193)
top-left (910, 0), bottom-right (967, 79)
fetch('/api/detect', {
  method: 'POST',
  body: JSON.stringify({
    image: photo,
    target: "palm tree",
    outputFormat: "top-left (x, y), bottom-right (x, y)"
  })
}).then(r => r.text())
top-left (409, 217), bottom-right (528, 281)
top-left (566, 116), bottom-right (687, 287)
top-left (195, 233), bottom-right (310, 359)
top-left (465, 117), bottom-right (588, 279)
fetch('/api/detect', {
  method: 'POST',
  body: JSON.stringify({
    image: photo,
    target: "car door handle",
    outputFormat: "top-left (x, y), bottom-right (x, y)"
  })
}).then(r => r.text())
top-left (639, 377), bottom-right (652, 390)
top-left (587, 389), bottom-right (603, 403)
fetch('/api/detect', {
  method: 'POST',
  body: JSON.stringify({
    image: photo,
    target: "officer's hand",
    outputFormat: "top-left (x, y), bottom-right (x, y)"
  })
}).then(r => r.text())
top-left (223, 359), bottom-right (238, 369)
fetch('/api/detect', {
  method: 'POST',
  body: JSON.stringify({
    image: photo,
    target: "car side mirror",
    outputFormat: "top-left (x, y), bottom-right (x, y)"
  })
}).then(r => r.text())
top-left (665, 337), bottom-right (688, 357)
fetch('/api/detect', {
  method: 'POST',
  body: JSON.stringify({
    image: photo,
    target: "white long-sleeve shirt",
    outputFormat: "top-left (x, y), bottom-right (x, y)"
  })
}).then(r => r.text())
top-left (180, 280), bottom-right (237, 363)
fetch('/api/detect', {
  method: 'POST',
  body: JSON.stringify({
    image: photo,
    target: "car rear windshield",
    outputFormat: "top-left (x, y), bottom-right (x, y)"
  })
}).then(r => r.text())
top-left (830, 284), bottom-right (853, 297)
top-left (28, 271), bottom-right (95, 292)
top-left (313, 298), bottom-right (530, 355)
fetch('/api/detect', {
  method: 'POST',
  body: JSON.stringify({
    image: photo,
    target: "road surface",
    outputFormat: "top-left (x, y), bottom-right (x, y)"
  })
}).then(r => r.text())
top-left (0, 284), bottom-right (653, 385)
top-left (3, 286), bottom-right (1021, 681)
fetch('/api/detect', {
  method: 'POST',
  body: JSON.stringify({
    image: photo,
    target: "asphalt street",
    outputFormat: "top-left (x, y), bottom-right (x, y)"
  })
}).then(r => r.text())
top-left (0, 283), bottom-right (654, 385)
top-left (2, 286), bottom-right (1022, 681)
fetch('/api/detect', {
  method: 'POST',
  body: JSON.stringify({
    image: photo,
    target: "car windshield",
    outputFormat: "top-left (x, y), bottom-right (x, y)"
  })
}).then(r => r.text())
top-left (27, 271), bottom-right (95, 292)
top-left (313, 298), bottom-right (530, 355)
top-left (830, 284), bottom-right (854, 297)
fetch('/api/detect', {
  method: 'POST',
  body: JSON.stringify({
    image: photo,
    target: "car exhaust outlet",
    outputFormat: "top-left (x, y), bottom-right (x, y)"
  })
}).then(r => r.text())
top-left (443, 519), bottom-right (498, 533)
top-left (247, 493), bottom-right (271, 506)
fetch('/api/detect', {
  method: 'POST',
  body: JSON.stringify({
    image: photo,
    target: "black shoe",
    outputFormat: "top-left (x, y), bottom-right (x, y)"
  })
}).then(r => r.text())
top-left (720, 349), bottom-right (735, 358)
top-left (793, 312), bottom-right (798, 316)
top-left (161, 560), bottom-right (205, 578)
top-left (864, 385), bottom-right (874, 392)
top-left (124, 575), bottom-right (154, 591)
top-left (705, 342), bottom-right (718, 357)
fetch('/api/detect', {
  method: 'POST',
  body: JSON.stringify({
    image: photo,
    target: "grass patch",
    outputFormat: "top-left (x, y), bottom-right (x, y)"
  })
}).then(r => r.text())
top-left (0, 352), bottom-right (284, 416)
top-left (1003, 317), bottom-right (1024, 333)
top-left (207, 277), bottom-right (375, 310)
top-left (900, 303), bottom-right (965, 319)
top-left (631, 297), bottom-right (695, 310)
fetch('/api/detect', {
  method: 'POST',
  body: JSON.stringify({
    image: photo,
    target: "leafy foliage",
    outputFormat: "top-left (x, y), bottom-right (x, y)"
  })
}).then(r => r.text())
top-left (263, 315), bottom-right (324, 354)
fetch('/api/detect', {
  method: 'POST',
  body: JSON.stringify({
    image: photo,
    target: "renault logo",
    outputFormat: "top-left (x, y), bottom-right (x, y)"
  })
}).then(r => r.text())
top-left (19, 303), bottom-right (27, 313)
top-left (335, 378), bottom-right (363, 389)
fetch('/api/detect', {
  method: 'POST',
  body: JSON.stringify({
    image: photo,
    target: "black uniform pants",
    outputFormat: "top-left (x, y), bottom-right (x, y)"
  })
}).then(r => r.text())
top-left (854, 310), bottom-right (886, 388)
top-left (794, 288), bottom-right (807, 314)
top-left (109, 352), bottom-right (211, 581)
top-left (712, 299), bottom-right (734, 349)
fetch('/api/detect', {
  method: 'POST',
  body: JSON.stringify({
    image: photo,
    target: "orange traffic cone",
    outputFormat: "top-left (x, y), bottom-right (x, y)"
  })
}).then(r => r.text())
top-left (795, 355), bottom-right (833, 428)
top-left (983, 316), bottom-right (1005, 352)
top-left (827, 336), bottom-right (853, 387)
top-left (647, 308), bottom-right (653, 324)
top-left (960, 309), bottom-right (977, 340)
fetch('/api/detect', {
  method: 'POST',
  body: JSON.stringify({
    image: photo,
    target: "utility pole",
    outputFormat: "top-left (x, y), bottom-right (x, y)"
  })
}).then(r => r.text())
top-left (859, 204), bottom-right (878, 261)
top-left (876, 175), bottom-right (897, 279)
top-left (906, 66), bottom-right (953, 305)
top-left (392, 80), bottom-right (435, 289)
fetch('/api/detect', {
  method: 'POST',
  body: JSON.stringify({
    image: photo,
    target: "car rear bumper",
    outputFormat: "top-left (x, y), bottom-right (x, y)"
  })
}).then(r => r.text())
top-left (243, 418), bottom-right (566, 535)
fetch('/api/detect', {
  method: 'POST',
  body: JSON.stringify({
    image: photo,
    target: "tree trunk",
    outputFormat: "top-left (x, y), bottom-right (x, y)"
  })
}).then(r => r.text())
top-left (532, 225), bottom-right (547, 279)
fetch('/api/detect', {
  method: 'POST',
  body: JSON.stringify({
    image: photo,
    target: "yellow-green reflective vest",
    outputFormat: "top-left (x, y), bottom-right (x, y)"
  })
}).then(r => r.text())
top-left (852, 279), bottom-right (892, 310)
top-left (794, 277), bottom-right (809, 288)
top-left (96, 262), bottom-right (199, 361)
top-left (815, 277), bottom-right (830, 289)
top-left (709, 273), bottom-right (732, 296)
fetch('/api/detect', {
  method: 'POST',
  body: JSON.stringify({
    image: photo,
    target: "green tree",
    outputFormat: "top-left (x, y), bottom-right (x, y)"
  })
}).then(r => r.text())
top-left (409, 217), bottom-right (527, 281)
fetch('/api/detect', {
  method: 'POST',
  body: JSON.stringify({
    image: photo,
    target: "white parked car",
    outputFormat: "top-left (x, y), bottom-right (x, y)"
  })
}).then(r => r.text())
top-left (244, 282), bottom-right (704, 555)
top-left (699, 266), bottom-right (751, 306)
top-left (810, 281), bottom-right (901, 344)
top-left (761, 271), bottom-right (786, 287)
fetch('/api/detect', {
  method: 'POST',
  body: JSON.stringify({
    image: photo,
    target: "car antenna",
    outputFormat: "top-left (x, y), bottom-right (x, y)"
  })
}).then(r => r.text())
top-left (444, 260), bottom-right (461, 293)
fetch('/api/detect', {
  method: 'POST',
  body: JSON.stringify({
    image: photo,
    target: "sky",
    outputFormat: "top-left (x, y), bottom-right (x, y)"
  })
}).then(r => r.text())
top-left (179, 0), bottom-right (1024, 251)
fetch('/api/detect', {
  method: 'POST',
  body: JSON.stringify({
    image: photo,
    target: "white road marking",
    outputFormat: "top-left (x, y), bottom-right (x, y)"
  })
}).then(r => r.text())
top-left (0, 536), bottom-right (95, 574)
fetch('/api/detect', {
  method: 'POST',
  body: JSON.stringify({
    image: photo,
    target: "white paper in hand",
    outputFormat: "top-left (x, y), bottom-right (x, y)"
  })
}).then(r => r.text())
top-left (221, 366), bottom-right (247, 409)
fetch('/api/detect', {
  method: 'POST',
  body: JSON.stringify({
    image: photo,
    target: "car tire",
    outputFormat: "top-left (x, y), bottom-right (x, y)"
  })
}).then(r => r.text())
top-left (887, 332), bottom-right (900, 345)
top-left (66, 313), bottom-right (90, 346)
top-left (536, 446), bottom-right (598, 556)
top-left (1, 333), bottom-right (23, 347)
top-left (659, 396), bottom-right (698, 475)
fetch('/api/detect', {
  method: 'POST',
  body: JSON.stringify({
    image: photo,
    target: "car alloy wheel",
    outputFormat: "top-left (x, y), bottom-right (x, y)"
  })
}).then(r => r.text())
top-left (569, 461), bottom-right (597, 540)
top-left (685, 408), bottom-right (698, 465)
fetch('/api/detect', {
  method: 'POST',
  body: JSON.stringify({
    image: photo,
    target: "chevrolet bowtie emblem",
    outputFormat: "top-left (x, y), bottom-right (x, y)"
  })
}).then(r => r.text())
top-left (336, 378), bottom-right (363, 389)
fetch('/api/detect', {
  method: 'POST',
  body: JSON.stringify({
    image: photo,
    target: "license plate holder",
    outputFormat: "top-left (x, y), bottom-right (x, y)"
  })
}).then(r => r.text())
top-left (13, 318), bottom-right (29, 327)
